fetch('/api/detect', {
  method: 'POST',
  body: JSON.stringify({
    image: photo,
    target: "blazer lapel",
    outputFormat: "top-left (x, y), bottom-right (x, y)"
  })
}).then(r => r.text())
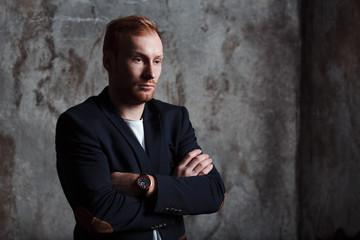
top-left (95, 87), bottom-right (152, 174)
top-left (143, 103), bottom-right (163, 174)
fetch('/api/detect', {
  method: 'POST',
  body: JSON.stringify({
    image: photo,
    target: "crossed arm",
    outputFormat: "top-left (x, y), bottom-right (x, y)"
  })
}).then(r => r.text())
top-left (56, 105), bottom-right (225, 233)
top-left (110, 148), bottom-right (214, 198)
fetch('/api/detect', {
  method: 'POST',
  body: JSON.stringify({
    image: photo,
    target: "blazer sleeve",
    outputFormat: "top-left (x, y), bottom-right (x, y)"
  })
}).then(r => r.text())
top-left (153, 107), bottom-right (226, 215)
top-left (56, 111), bottom-right (176, 234)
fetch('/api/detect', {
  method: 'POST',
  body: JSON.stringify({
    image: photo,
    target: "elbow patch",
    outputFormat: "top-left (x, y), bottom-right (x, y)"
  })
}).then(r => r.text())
top-left (75, 207), bottom-right (113, 234)
top-left (217, 193), bottom-right (226, 211)
top-left (178, 233), bottom-right (187, 240)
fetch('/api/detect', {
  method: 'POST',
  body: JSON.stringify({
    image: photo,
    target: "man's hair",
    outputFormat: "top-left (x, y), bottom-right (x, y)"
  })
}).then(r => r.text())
top-left (103, 15), bottom-right (161, 54)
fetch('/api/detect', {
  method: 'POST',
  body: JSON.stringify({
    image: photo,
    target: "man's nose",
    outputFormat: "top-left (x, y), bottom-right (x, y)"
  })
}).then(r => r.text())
top-left (143, 63), bottom-right (156, 80)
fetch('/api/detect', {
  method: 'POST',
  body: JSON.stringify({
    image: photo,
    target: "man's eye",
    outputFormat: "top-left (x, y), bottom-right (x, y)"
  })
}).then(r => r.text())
top-left (154, 59), bottom-right (162, 64)
top-left (132, 57), bottom-right (142, 62)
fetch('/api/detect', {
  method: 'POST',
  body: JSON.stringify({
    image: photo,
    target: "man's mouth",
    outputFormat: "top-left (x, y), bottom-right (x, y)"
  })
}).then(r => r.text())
top-left (138, 84), bottom-right (155, 90)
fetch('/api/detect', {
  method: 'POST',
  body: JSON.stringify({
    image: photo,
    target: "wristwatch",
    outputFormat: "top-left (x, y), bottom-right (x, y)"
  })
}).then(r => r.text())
top-left (137, 174), bottom-right (151, 192)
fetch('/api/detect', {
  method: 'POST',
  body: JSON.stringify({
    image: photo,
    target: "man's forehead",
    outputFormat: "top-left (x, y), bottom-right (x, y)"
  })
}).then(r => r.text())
top-left (121, 31), bottom-right (161, 44)
top-left (120, 33), bottom-right (163, 53)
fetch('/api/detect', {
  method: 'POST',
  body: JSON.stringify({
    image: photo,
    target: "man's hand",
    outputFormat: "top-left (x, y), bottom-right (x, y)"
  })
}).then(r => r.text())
top-left (173, 149), bottom-right (213, 177)
top-left (110, 172), bottom-right (157, 198)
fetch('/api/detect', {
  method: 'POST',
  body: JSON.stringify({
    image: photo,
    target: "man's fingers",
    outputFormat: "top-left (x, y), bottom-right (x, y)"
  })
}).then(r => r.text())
top-left (192, 158), bottom-right (212, 175)
top-left (173, 149), bottom-right (215, 177)
top-left (177, 149), bottom-right (202, 168)
top-left (198, 163), bottom-right (214, 176)
top-left (185, 153), bottom-right (209, 169)
top-left (175, 155), bottom-right (213, 177)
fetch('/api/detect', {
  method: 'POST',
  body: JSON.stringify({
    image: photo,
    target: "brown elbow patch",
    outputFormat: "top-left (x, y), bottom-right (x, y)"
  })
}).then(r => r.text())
top-left (178, 233), bottom-right (186, 240)
top-left (75, 207), bottom-right (113, 233)
top-left (217, 193), bottom-right (226, 211)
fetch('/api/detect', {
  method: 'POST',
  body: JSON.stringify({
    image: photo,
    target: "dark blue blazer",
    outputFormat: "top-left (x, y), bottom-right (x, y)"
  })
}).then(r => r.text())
top-left (56, 87), bottom-right (226, 240)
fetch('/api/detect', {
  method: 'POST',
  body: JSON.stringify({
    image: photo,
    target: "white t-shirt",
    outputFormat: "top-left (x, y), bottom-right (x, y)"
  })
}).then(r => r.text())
top-left (122, 118), bottom-right (162, 240)
top-left (123, 118), bottom-right (146, 150)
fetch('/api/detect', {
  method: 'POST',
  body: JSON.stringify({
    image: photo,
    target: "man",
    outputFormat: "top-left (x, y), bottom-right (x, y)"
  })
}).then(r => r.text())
top-left (56, 15), bottom-right (226, 240)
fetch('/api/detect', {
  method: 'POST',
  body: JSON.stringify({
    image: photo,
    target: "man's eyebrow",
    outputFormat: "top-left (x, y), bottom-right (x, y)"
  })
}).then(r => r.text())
top-left (129, 51), bottom-right (163, 58)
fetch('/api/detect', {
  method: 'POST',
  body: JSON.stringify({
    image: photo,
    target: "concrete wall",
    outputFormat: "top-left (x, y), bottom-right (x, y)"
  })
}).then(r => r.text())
top-left (299, 0), bottom-right (360, 239)
top-left (0, 0), bottom-right (299, 239)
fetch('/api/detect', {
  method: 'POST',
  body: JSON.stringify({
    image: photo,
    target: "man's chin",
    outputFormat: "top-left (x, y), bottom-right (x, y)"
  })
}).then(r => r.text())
top-left (133, 93), bottom-right (154, 104)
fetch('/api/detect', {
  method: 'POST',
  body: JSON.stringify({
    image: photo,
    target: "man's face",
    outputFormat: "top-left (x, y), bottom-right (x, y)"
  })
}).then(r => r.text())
top-left (107, 32), bottom-right (163, 106)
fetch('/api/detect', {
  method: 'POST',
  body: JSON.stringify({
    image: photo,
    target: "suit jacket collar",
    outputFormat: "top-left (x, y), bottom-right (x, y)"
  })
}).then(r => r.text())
top-left (142, 102), bottom-right (163, 174)
top-left (95, 87), bottom-right (163, 174)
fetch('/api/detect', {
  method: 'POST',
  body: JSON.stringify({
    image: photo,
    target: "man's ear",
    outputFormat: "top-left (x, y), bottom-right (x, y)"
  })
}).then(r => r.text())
top-left (103, 50), bottom-right (112, 72)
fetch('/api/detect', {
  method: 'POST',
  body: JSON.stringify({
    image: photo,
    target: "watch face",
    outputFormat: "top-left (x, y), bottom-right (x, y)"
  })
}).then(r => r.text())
top-left (138, 175), bottom-right (151, 190)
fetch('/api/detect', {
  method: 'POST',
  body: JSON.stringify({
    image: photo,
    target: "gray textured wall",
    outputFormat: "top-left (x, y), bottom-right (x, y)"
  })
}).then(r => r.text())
top-left (300, 0), bottom-right (360, 239)
top-left (0, 0), bottom-right (299, 239)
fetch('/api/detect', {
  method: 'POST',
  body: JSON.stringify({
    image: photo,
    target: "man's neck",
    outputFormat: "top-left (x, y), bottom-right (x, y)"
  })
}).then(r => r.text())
top-left (108, 91), bottom-right (145, 120)
top-left (107, 86), bottom-right (147, 120)
top-left (117, 103), bottom-right (145, 120)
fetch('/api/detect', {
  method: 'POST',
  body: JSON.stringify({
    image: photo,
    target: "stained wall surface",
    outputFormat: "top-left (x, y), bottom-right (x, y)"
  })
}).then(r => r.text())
top-left (300, 1), bottom-right (360, 239)
top-left (0, 0), bottom-right (299, 239)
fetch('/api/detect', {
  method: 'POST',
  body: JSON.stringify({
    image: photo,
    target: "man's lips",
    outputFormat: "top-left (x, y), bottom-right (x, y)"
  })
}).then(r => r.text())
top-left (138, 84), bottom-right (155, 90)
